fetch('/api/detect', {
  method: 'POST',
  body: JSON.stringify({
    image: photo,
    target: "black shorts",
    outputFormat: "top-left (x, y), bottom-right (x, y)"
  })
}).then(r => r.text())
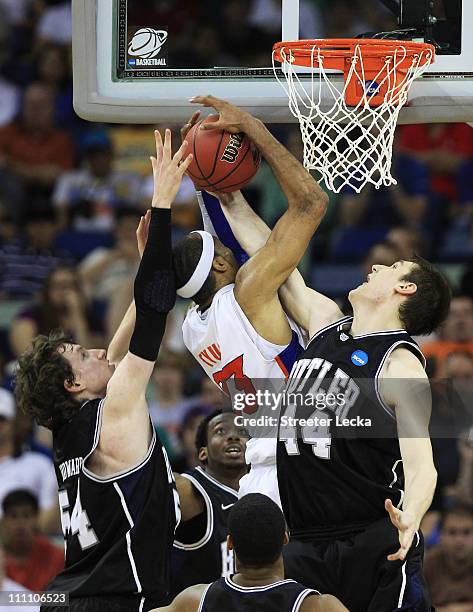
top-left (283, 518), bottom-right (432, 612)
top-left (41, 595), bottom-right (158, 612)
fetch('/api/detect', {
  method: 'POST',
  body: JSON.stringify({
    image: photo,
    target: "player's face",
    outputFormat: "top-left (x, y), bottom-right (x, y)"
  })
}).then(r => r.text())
top-left (60, 343), bottom-right (115, 398)
top-left (204, 414), bottom-right (248, 470)
top-left (350, 260), bottom-right (417, 303)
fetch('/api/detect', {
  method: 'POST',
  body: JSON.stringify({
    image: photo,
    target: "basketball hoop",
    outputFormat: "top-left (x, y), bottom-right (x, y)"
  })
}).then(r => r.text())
top-left (272, 39), bottom-right (435, 193)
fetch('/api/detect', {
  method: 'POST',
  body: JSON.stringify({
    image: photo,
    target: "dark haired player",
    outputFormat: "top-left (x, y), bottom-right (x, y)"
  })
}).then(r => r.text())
top-left (170, 410), bottom-right (248, 598)
top-left (14, 130), bottom-right (204, 612)
top-left (216, 194), bottom-right (451, 610)
top-left (173, 96), bottom-right (329, 505)
top-left (152, 494), bottom-right (346, 612)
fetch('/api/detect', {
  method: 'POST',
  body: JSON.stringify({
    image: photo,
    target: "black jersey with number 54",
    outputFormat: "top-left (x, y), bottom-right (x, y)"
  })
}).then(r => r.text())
top-left (49, 398), bottom-right (180, 610)
top-left (277, 317), bottom-right (426, 542)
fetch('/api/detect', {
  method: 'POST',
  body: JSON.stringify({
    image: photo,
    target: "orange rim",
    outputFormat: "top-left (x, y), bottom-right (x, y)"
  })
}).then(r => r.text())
top-left (273, 38), bottom-right (435, 71)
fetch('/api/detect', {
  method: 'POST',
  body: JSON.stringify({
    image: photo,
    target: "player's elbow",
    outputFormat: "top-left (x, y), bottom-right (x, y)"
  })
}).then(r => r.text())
top-left (299, 190), bottom-right (329, 217)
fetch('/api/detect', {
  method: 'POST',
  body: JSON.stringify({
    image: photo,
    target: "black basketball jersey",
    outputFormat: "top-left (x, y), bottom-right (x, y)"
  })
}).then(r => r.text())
top-left (170, 466), bottom-right (238, 598)
top-left (277, 316), bottom-right (426, 542)
top-left (49, 398), bottom-right (180, 610)
top-left (200, 577), bottom-right (317, 612)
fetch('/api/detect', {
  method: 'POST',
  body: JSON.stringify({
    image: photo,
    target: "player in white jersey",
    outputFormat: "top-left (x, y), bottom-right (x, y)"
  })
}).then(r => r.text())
top-left (173, 96), bottom-right (329, 504)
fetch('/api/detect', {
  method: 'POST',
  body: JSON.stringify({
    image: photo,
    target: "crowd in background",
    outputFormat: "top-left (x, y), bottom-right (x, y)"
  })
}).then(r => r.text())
top-left (0, 1), bottom-right (472, 609)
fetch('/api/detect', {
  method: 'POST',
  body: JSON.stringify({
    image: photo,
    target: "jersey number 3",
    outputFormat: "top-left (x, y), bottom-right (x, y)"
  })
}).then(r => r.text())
top-left (213, 355), bottom-right (258, 414)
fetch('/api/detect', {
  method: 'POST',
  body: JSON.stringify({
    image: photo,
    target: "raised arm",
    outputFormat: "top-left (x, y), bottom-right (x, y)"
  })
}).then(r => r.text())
top-left (380, 348), bottom-right (437, 562)
top-left (190, 96), bottom-right (328, 343)
top-left (216, 190), bottom-right (343, 336)
top-left (93, 131), bottom-right (192, 475)
top-left (106, 210), bottom-right (151, 366)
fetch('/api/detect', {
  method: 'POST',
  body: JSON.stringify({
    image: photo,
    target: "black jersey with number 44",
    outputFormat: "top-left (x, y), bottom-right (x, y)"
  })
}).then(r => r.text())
top-left (200, 577), bottom-right (317, 612)
top-left (170, 466), bottom-right (238, 598)
top-left (49, 398), bottom-right (180, 610)
top-left (277, 316), bottom-right (426, 542)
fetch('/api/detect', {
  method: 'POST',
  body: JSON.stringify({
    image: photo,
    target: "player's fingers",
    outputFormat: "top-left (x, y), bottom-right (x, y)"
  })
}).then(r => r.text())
top-left (163, 128), bottom-right (172, 161)
top-left (178, 153), bottom-right (194, 175)
top-left (387, 548), bottom-right (403, 562)
top-left (189, 95), bottom-right (222, 109)
top-left (173, 140), bottom-right (189, 164)
top-left (188, 110), bottom-right (201, 126)
top-left (201, 117), bottom-right (223, 130)
top-left (154, 130), bottom-right (163, 159)
top-left (150, 156), bottom-right (157, 174)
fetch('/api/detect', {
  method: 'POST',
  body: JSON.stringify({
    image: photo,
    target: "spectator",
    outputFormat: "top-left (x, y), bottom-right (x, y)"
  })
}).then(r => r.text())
top-left (172, 405), bottom-right (213, 473)
top-left (34, 43), bottom-right (74, 129)
top-left (36, 0), bottom-right (72, 46)
top-left (385, 226), bottom-right (426, 260)
top-left (53, 130), bottom-right (142, 230)
top-left (2, 490), bottom-right (63, 591)
top-left (0, 82), bottom-right (74, 222)
top-left (0, 208), bottom-right (72, 301)
top-left (9, 265), bottom-right (104, 358)
top-left (397, 123), bottom-right (473, 203)
top-left (0, 388), bottom-right (57, 531)
top-left (199, 377), bottom-right (230, 411)
top-left (424, 503), bottom-right (473, 610)
top-left (0, 538), bottom-right (38, 612)
top-left (422, 296), bottom-right (473, 377)
top-left (147, 350), bottom-right (194, 452)
top-left (361, 242), bottom-right (398, 276)
top-left (79, 206), bottom-right (141, 303)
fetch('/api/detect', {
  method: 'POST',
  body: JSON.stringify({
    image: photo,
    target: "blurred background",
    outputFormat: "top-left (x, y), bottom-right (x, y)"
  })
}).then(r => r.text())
top-left (0, 2), bottom-right (472, 608)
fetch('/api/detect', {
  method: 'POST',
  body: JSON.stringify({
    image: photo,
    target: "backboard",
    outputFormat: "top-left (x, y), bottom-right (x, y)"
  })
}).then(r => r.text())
top-left (72, 0), bottom-right (473, 124)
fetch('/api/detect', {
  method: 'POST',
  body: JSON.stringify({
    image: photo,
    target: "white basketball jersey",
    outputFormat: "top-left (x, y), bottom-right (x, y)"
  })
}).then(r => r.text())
top-left (182, 284), bottom-right (304, 467)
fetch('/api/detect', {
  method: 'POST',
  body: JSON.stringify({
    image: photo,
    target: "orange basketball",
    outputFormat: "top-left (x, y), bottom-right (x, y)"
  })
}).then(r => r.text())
top-left (184, 116), bottom-right (261, 193)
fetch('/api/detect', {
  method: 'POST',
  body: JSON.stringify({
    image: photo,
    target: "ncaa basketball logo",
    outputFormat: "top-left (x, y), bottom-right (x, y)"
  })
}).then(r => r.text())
top-left (128, 28), bottom-right (168, 60)
top-left (351, 350), bottom-right (369, 366)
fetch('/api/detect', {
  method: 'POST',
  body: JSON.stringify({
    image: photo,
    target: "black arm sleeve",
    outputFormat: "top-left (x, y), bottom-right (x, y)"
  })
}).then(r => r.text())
top-left (129, 208), bottom-right (176, 361)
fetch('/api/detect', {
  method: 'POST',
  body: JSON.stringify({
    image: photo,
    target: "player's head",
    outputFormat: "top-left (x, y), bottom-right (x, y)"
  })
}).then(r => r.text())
top-left (349, 256), bottom-right (451, 336)
top-left (173, 232), bottom-right (239, 307)
top-left (14, 331), bottom-right (114, 430)
top-left (227, 493), bottom-right (288, 569)
top-left (195, 410), bottom-right (247, 472)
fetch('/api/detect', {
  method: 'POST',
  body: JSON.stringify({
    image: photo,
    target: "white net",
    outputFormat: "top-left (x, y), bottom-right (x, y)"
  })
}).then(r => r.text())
top-left (272, 41), bottom-right (434, 193)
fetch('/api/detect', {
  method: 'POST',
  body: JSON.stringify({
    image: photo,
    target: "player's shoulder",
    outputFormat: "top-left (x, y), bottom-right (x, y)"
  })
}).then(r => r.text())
top-left (382, 345), bottom-right (427, 379)
top-left (150, 583), bottom-right (208, 611)
top-left (300, 593), bottom-right (347, 612)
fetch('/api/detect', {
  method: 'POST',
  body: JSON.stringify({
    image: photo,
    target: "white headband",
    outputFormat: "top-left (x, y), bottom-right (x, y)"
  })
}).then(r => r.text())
top-left (177, 230), bottom-right (215, 299)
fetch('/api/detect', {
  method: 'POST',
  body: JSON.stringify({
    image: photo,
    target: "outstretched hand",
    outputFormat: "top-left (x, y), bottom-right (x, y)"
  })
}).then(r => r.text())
top-left (150, 128), bottom-right (193, 209)
top-left (189, 95), bottom-right (254, 134)
top-left (385, 499), bottom-right (417, 562)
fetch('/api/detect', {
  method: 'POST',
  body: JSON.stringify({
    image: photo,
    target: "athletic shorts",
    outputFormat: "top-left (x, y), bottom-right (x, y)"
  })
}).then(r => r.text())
top-left (238, 462), bottom-right (282, 507)
top-left (283, 518), bottom-right (433, 612)
top-left (41, 594), bottom-right (159, 612)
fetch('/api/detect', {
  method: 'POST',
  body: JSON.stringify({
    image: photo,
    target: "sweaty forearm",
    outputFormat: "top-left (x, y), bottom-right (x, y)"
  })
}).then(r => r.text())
top-left (107, 301), bottom-right (136, 366)
top-left (242, 117), bottom-right (326, 209)
top-left (129, 208), bottom-right (175, 362)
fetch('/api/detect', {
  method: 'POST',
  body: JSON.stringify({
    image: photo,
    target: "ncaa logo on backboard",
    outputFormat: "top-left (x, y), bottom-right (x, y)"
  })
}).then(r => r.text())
top-left (128, 28), bottom-right (168, 67)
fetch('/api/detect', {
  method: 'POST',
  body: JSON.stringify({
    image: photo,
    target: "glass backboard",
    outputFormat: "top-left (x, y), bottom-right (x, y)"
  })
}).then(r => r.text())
top-left (72, 0), bottom-right (473, 124)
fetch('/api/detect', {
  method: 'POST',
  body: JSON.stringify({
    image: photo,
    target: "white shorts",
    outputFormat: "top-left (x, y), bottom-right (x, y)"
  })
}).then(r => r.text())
top-left (238, 462), bottom-right (281, 508)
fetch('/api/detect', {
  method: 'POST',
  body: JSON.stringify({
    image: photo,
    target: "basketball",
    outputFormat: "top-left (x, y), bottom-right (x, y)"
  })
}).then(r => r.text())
top-left (184, 116), bottom-right (261, 193)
